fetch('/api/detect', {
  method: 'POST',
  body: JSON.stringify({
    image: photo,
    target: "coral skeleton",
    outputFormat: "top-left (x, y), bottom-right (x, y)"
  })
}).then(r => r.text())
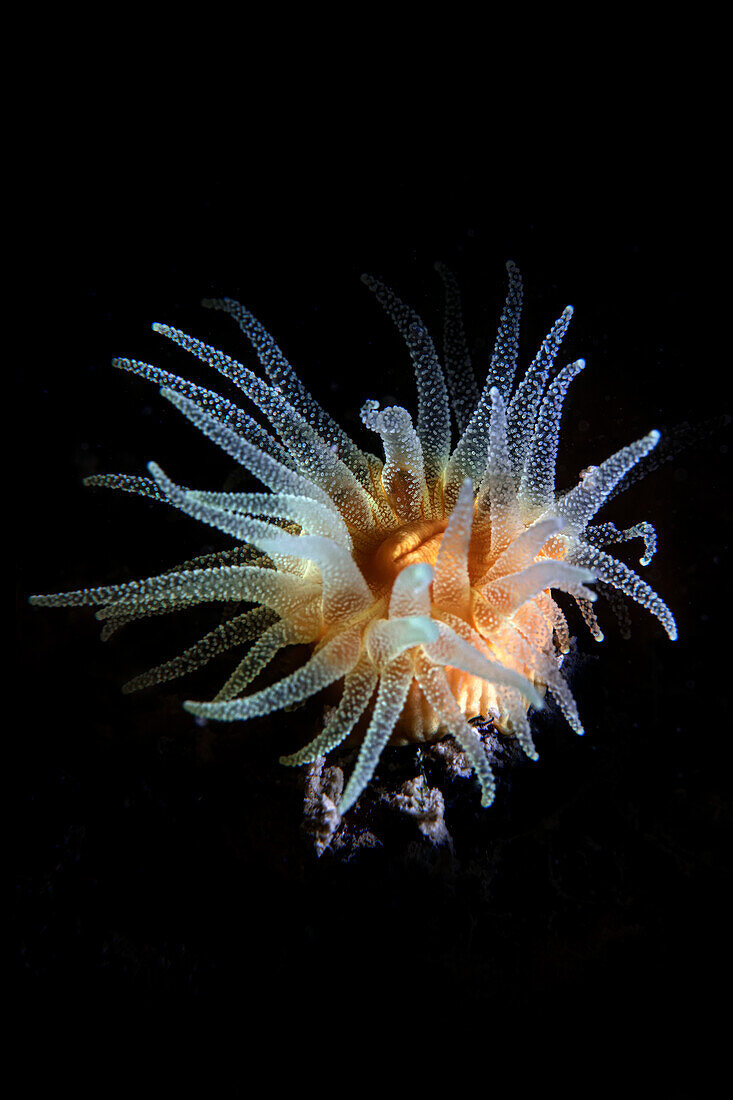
top-left (31, 263), bottom-right (677, 815)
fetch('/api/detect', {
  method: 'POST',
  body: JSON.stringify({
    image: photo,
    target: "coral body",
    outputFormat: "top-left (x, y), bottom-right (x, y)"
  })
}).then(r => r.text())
top-left (31, 263), bottom-right (677, 815)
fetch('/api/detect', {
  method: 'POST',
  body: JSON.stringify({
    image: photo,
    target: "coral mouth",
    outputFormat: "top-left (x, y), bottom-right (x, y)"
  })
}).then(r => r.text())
top-left (359, 518), bottom-right (449, 590)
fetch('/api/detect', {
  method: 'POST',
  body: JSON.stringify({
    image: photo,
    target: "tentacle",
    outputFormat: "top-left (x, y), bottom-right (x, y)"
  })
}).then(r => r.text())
top-left (201, 296), bottom-right (374, 488)
top-left (474, 560), bottom-right (596, 634)
top-left (184, 624), bottom-right (363, 721)
top-left (476, 387), bottom-right (523, 560)
top-left (161, 387), bottom-right (337, 511)
top-left (388, 561), bottom-right (433, 619)
top-left (213, 618), bottom-right (311, 703)
top-left (414, 652), bottom-right (496, 806)
top-left (583, 520), bottom-right (657, 566)
top-left (121, 608), bottom-right (275, 693)
top-left (486, 259), bottom-right (523, 402)
top-left (432, 478), bottom-right (473, 616)
top-left (187, 489), bottom-right (353, 551)
top-left (434, 262), bottom-right (479, 435)
top-left (279, 653), bottom-right (378, 766)
top-left (480, 516), bottom-right (564, 585)
top-left (30, 563), bottom-right (315, 615)
top-left (361, 274), bottom-right (451, 490)
top-left (83, 473), bottom-right (169, 503)
top-left (568, 544), bottom-right (677, 640)
top-left (339, 654), bottom-right (413, 814)
top-left (506, 304), bottom-right (574, 479)
top-left (518, 357), bottom-right (586, 518)
top-left (365, 615), bottom-right (439, 668)
top-left (112, 356), bottom-right (295, 469)
top-left (360, 401), bottom-right (427, 521)
top-left (554, 430), bottom-right (660, 535)
top-left (423, 621), bottom-right (544, 710)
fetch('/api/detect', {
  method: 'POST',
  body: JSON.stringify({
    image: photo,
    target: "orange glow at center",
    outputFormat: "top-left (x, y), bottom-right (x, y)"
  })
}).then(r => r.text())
top-left (360, 518), bottom-right (449, 589)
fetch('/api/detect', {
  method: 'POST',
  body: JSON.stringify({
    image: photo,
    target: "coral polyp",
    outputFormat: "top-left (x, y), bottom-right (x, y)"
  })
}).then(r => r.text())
top-left (30, 262), bottom-right (677, 816)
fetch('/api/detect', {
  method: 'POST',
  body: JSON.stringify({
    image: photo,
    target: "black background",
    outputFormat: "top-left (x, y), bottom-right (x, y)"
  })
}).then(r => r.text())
top-left (14, 67), bottom-right (730, 1086)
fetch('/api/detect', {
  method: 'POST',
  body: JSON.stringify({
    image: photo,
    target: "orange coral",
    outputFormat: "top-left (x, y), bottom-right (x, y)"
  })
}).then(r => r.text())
top-left (30, 263), bottom-right (676, 815)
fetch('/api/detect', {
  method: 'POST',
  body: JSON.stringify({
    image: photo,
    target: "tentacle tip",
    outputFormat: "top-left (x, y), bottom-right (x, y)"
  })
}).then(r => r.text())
top-left (649, 429), bottom-right (661, 444)
top-left (160, 385), bottom-right (182, 406)
top-left (146, 460), bottom-right (165, 480)
top-left (668, 627), bottom-right (679, 641)
top-left (151, 321), bottom-right (166, 334)
top-left (183, 700), bottom-right (205, 715)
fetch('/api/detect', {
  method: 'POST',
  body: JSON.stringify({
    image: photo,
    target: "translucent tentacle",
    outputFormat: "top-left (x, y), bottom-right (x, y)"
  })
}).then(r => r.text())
top-left (113, 357), bottom-right (295, 469)
top-left (201, 296), bottom-right (374, 489)
top-left (184, 624), bottom-right (363, 721)
top-left (497, 686), bottom-right (538, 759)
top-left (83, 473), bottom-right (168, 503)
top-left (474, 560), bottom-right (596, 635)
top-left (148, 464), bottom-right (354, 560)
top-left (434, 262), bottom-right (479, 434)
top-left (161, 387), bottom-right (337, 512)
top-left (554, 430), bottom-right (660, 535)
top-left (433, 477), bottom-right (473, 615)
top-left (477, 388), bottom-right (523, 560)
top-left (148, 462), bottom-right (285, 548)
top-left (388, 561), bottom-right (433, 618)
top-left (486, 259), bottom-right (523, 402)
top-left (121, 608), bottom-right (275, 693)
top-left (498, 627), bottom-right (584, 737)
top-left (583, 521), bottom-right (657, 566)
top-left (568, 544), bottom-right (678, 640)
top-left (365, 615), bottom-right (439, 668)
top-left (481, 516), bottom-right (564, 584)
top-left (279, 653), bottom-right (378, 766)
top-left (506, 304), bottom-right (574, 479)
top-left (360, 400), bottom-right (427, 521)
top-left (361, 274), bottom-right (451, 488)
top-left (573, 593), bottom-right (605, 642)
top-left (213, 618), bottom-right (309, 703)
top-left (152, 329), bottom-right (378, 528)
top-left (253, 532), bottom-right (373, 624)
top-left (424, 621), bottom-right (544, 710)
top-left (186, 489), bottom-right (353, 551)
top-left (31, 564), bottom-right (318, 619)
top-left (518, 357), bottom-right (586, 517)
top-left (339, 654), bottom-right (413, 815)
top-left (414, 651), bottom-right (497, 806)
